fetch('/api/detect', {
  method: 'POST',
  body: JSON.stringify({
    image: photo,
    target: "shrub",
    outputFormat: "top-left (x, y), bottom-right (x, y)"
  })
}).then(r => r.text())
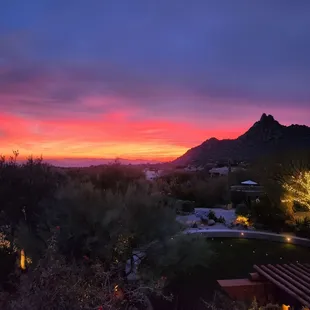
top-left (251, 196), bottom-right (292, 232)
top-left (235, 203), bottom-right (249, 216)
top-left (231, 191), bottom-right (246, 206)
top-left (207, 210), bottom-right (218, 221)
top-left (234, 215), bottom-right (250, 227)
top-left (191, 222), bottom-right (198, 229)
top-left (8, 237), bottom-right (162, 310)
top-left (144, 235), bottom-right (213, 279)
top-left (181, 200), bottom-right (195, 213)
top-left (163, 174), bottom-right (229, 207)
top-left (175, 200), bottom-right (195, 213)
top-left (0, 248), bottom-right (16, 290)
top-left (217, 216), bottom-right (226, 224)
top-left (293, 217), bottom-right (310, 238)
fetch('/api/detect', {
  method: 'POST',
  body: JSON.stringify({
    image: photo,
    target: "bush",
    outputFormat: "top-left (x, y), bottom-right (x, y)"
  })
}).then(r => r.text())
top-left (207, 210), bottom-right (217, 221)
top-left (8, 238), bottom-right (160, 310)
top-left (234, 215), bottom-right (250, 227)
top-left (181, 201), bottom-right (195, 213)
top-left (0, 248), bottom-right (16, 290)
top-left (293, 217), bottom-right (310, 238)
top-left (191, 222), bottom-right (198, 229)
top-left (175, 200), bottom-right (195, 213)
top-left (162, 174), bottom-right (229, 207)
top-left (217, 216), bottom-right (226, 224)
top-left (231, 191), bottom-right (246, 206)
top-left (144, 235), bottom-right (213, 279)
top-left (235, 203), bottom-right (249, 216)
top-left (251, 196), bottom-right (292, 232)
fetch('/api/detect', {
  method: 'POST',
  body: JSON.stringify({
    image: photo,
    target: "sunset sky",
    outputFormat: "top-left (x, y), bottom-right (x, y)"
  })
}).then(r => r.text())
top-left (1, 1), bottom-right (310, 164)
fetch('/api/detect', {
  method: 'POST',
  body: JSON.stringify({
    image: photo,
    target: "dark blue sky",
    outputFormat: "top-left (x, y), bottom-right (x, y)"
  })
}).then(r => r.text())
top-left (1, 1), bottom-right (310, 160)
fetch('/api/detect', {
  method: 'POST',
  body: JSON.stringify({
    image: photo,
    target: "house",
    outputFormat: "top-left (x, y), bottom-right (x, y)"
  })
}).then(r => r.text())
top-left (144, 169), bottom-right (162, 181)
top-left (184, 165), bottom-right (204, 172)
top-left (209, 166), bottom-right (240, 177)
top-left (231, 180), bottom-right (264, 196)
top-left (230, 180), bottom-right (265, 206)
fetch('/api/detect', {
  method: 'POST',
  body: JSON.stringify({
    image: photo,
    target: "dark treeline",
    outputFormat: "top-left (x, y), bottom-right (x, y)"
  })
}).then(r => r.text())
top-left (1, 150), bottom-right (310, 309)
top-left (0, 152), bottom-right (211, 310)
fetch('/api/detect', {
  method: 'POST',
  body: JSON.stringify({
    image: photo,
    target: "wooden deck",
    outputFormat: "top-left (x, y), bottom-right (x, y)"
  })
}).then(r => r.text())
top-left (254, 263), bottom-right (310, 308)
top-left (218, 263), bottom-right (310, 307)
top-left (218, 278), bottom-right (275, 304)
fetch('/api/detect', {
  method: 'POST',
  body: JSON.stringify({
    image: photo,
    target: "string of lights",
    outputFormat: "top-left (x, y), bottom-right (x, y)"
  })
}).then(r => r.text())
top-left (282, 171), bottom-right (310, 210)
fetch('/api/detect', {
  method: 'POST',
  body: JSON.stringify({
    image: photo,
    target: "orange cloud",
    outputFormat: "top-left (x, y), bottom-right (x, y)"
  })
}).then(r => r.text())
top-left (0, 110), bottom-right (244, 162)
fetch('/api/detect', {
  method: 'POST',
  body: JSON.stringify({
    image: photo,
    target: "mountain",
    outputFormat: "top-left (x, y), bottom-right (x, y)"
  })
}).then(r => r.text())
top-left (173, 114), bottom-right (310, 166)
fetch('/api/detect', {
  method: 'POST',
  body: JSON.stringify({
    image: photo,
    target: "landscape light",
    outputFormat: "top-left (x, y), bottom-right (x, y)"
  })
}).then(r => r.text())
top-left (286, 237), bottom-right (291, 242)
top-left (20, 249), bottom-right (26, 270)
top-left (241, 232), bottom-right (244, 236)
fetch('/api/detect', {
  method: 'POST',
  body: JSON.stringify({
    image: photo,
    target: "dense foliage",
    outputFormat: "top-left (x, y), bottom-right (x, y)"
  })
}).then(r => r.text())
top-left (1, 149), bottom-right (310, 309)
top-left (158, 171), bottom-right (229, 208)
top-left (0, 153), bottom-right (214, 309)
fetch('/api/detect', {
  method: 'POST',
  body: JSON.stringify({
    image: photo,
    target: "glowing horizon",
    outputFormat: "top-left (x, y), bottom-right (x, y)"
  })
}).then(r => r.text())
top-left (1, 107), bottom-right (309, 163)
top-left (0, 110), bottom-right (247, 162)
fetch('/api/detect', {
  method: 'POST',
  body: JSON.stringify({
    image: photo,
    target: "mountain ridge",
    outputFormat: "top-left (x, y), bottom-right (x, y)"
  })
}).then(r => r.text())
top-left (173, 114), bottom-right (310, 166)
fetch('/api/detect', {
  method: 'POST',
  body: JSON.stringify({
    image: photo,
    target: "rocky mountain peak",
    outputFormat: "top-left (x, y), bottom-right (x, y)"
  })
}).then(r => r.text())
top-left (260, 113), bottom-right (275, 122)
top-left (172, 114), bottom-right (310, 166)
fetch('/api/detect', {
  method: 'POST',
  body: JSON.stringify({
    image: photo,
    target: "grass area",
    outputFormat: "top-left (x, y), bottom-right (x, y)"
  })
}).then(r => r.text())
top-left (154, 238), bottom-right (310, 310)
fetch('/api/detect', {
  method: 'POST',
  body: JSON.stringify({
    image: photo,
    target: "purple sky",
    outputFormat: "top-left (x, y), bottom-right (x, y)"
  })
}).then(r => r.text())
top-left (1, 1), bottom-right (310, 162)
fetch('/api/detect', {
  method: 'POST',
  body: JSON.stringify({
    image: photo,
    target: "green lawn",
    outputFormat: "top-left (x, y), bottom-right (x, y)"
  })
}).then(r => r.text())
top-left (154, 238), bottom-right (310, 310)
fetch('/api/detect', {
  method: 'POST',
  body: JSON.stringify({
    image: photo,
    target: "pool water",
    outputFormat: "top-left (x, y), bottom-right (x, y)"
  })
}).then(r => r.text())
top-left (152, 238), bottom-right (310, 310)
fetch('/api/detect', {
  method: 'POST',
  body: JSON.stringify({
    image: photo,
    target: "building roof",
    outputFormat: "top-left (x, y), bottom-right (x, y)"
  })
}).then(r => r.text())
top-left (254, 263), bottom-right (310, 307)
top-left (241, 180), bottom-right (258, 185)
top-left (209, 166), bottom-right (229, 174)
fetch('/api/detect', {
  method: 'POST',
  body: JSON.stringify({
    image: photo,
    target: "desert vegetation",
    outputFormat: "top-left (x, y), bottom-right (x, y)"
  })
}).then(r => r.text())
top-left (1, 150), bottom-right (310, 309)
top-left (0, 152), bottom-right (214, 309)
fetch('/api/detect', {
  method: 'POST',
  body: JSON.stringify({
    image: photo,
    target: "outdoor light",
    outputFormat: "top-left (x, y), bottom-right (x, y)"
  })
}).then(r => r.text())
top-left (282, 171), bottom-right (310, 211)
top-left (241, 232), bottom-right (244, 236)
top-left (286, 237), bottom-right (291, 242)
top-left (20, 249), bottom-right (26, 270)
